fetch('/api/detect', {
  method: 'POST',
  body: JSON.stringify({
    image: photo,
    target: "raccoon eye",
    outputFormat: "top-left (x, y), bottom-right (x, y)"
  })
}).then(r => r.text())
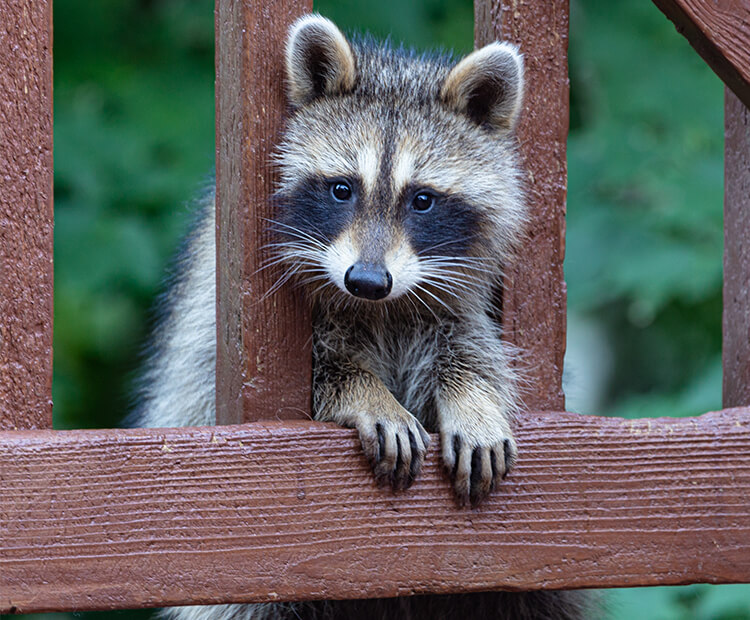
top-left (330, 181), bottom-right (353, 202)
top-left (411, 191), bottom-right (434, 213)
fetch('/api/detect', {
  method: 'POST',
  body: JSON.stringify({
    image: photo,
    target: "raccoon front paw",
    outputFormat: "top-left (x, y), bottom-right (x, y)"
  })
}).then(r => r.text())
top-left (355, 410), bottom-right (431, 491)
top-left (441, 431), bottom-right (517, 507)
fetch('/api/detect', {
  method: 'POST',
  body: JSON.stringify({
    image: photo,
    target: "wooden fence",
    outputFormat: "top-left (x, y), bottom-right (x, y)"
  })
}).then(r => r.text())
top-left (1, 0), bottom-right (749, 614)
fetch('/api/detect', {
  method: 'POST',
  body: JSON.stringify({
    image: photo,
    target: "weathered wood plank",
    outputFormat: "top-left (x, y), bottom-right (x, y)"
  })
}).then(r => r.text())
top-left (652, 0), bottom-right (750, 109)
top-left (2, 409), bottom-right (749, 613)
top-left (475, 0), bottom-right (569, 411)
top-left (215, 0), bottom-right (312, 425)
top-left (724, 89), bottom-right (750, 407)
top-left (0, 0), bottom-right (54, 430)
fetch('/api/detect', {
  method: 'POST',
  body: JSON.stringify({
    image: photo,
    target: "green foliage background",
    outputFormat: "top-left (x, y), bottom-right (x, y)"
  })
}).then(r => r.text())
top-left (6, 0), bottom-right (746, 619)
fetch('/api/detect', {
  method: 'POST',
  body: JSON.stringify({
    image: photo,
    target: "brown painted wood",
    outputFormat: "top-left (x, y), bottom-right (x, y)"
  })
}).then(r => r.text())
top-left (475, 0), bottom-right (569, 411)
top-left (215, 0), bottom-right (312, 425)
top-left (2, 409), bottom-right (749, 613)
top-left (723, 89), bottom-right (750, 407)
top-left (0, 0), bottom-right (54, 430)
top-left (652, 0), bottom-right (750, 109)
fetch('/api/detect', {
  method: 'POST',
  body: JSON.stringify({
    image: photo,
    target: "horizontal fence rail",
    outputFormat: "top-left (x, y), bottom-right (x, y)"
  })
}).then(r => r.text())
top-left (1, 409), bottom-right (749, 614)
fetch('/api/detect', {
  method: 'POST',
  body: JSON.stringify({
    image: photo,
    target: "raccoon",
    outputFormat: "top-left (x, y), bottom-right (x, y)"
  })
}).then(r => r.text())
top-left (136, 14), bottom-right (588, 620)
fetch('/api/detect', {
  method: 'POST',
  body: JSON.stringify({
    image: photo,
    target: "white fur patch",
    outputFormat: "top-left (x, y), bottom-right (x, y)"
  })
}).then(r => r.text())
top-left (392, 145), bottom-right (416, 194)
top-left (357, 142), bottom-right (380, 194)
top-left (385, 239), bottom-right (422, 299)
top-left (324, 231), bottom-right (358, 293)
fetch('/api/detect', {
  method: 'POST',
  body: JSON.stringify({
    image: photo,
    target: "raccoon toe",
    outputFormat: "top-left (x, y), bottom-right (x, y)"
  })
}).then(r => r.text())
top-left (358, 419), bottom-right (429, 490)
top-left (443, 434), bottom-right (516, 507)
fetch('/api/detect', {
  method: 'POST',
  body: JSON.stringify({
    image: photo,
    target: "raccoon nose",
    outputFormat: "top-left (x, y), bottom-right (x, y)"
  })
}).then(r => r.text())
top-left (344, 263), bottom-right (393, 300)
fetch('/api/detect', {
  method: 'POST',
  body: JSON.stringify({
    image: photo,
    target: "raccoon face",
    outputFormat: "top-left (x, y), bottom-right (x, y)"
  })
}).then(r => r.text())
top-left (272, 15), bottom-right (526, 313)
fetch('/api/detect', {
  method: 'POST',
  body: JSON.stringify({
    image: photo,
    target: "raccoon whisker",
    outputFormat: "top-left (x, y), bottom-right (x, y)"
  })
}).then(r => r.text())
top-left (421, 253), bottom-right (493, 263)
top-left (419, 264), bottom-right (487, 287)
top-left (265, 239), bottom-right (328, 251)
top-left (262, 265), bottom-right (302, 300)
top-left (265, 230), bottom-right (325, 251)
top-left (408, 289), bottom-right (440, 322)
top-left (420, 257), bottom-right (495, 271)
top-left (419, 269), bottom-right (486, 301)
top-left (264, 218), bottom-right (329, 247)
top-left (418, 278), bottom-right (472, 303)
top-left (421, 274), bottom-right (474, 292)
top-left (337, 291), bottom-right (358, 315)
top-left (308, 280), bottom-right (338, 300)
top-left (264, 240), bottom-right (329, 259)
top-left (296, 273), bottom-right (332, 287)
top-left (262, 259), bottom-right (326, 299)
top-left (419, 258), bottom-right (497, 277)
top-left (270, 244), bottom-right (326, 260)
top-left (431, 276), bottom-right (484, 292)
top-left (420, 268), bottom-right (486, 288)
top-left (430, 277), bottom-right (484, 298)
top-left (274, 250), bottom-right (325, 264)
top-left (413, 283), bottom-right (454, 314)
top-left (266, 231), bottom-right (328, 247)
top-left (421, 266), bottom-right (501, 292)
top-left (402, 293), bottom-right (424, 324)
top-left (420, 254), bottom-right (496, 267)
top-left (255, 253), bottom-right (312, 272)
top-left (255, 255), bottom-right (321, 277)
top-left (419, 234), bottom-right (481, 255)
top-left (259, 247), bottom-right (325, 270)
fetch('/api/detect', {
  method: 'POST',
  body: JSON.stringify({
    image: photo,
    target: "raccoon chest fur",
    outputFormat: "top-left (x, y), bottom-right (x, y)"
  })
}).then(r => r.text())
top-left (313, 308), bottom-right (449, 427)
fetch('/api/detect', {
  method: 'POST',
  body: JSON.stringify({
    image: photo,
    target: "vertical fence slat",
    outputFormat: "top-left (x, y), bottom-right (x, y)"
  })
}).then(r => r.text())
top-left (215, 0), bottom-right (313, 425)
top-left (475, 0), bottom-right (569, 411)
top-left (723, 88), bottom-right (750, 408)
top-left (0, 0), bottom-right (54, 430)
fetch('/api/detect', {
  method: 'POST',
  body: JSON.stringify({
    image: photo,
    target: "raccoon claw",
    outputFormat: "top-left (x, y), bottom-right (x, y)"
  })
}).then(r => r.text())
top-left (442, 433), bottom-right (517, 507)
top-left (358, 417), bottom-right (430, 491)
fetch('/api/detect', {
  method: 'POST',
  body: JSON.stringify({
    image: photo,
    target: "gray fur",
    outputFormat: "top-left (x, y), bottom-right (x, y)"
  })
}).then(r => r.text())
top-left (135, 193), bottom-right (216, 430)
top-left (136, 14), bottom-right (587, 620)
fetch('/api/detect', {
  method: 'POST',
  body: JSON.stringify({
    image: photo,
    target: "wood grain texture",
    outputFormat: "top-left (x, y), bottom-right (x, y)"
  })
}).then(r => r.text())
top-left (2, 409), bottom-right (749, 613)
top-left (724, 89), bottom-right (750, 407)
top-left (475, 0), bottom-right (569, 411)
top-left (652, 0), bottom-right (750, 109)
top-left (0, 0), bottom-right (54, 430)
top-left (215, 0), bottom-right (312, 425)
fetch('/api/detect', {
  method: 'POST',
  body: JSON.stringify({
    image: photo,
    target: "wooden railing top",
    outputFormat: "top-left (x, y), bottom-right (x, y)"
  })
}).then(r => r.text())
top-left (2, 409), bottom-right (749, 614)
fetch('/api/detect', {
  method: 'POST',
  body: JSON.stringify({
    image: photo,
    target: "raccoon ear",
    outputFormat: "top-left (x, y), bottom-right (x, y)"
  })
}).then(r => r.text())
top-left (285, 14), bottom-right (357, 107)
top-left (440, 42), bottom-right (524, 131)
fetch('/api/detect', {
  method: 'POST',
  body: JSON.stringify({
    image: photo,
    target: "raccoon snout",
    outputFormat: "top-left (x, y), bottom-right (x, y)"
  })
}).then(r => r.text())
top-left (344, 262), bottom-right (393, 300)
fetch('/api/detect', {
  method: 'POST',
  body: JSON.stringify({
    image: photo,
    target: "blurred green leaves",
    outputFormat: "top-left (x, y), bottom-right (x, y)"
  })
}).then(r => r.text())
top-left (53, 0), bottom-right (215, 428)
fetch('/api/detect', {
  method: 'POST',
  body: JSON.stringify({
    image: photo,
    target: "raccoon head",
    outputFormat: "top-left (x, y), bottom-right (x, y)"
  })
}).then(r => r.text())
top-left (272, 15), bottom-right (526, 313)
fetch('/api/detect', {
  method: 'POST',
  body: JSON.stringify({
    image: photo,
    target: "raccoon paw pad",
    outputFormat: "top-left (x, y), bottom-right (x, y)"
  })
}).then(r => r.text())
top-left (442, 434), bottom-right (517, 507)
top-left (358, 419), bottom-right (430, 491)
